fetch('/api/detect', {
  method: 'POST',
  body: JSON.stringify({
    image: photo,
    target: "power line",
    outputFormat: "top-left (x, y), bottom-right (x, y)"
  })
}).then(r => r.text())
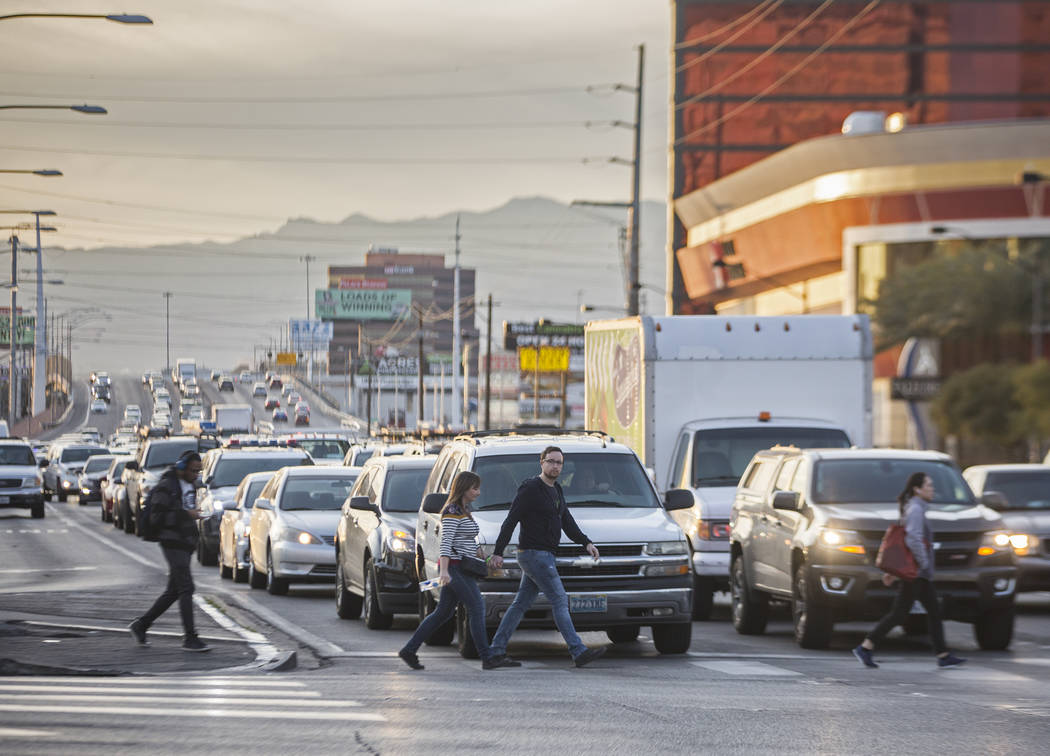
top-left (674, 0), bottom-right (785, 73)
top-left (674, 0), bottom-right (780, 49)
top-left (2, 116), bottom-right (593, 132)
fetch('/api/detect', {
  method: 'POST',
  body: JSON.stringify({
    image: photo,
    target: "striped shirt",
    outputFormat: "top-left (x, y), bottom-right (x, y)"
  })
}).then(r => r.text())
top-left (440, 503), bottom-right (479, 560)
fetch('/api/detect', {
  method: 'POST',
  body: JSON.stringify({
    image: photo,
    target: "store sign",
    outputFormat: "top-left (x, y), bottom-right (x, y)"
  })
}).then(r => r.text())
top-left (891, 377), bottom-right (942, 401)
top-left (290, 319), bottom-right (333, 350)
top-left (0, 314), bottom-right (35, 346)
top-left (337, 278), bottom-right (388, 290)
top-left (315, 288), bottom-right (412, 320)
top-left (518, 346), bottom-right (570, 373)
top-left (503, 321), bottom-right (585, 352)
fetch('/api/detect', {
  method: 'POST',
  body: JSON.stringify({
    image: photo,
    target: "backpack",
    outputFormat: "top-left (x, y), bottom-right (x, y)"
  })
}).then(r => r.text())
top-left (138, 487), bottom-right (165, 542)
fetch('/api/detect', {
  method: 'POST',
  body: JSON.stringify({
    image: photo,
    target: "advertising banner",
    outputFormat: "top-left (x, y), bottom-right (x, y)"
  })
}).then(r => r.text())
top-left (276, 352), bottom-right (298, 366)
top-left (503, 321), bottom-right (584, 352)
top-left (315, 288), bottom-right (412, 320)
top-left (518, 346), bottom-right (570, 373)
top-left (290, 319), bottom-right (333, 350)
top-left (585, 325), bottom-right (643, 456)
top-left (0, 314), bottom-right (35, 346)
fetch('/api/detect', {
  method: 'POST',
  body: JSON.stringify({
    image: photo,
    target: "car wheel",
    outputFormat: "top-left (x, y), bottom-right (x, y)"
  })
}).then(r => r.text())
top-left (419, 590), bottom-right (454, 646)
top-left (232, 554), bottom-right (250, 584)
top-left (248, 548), bottom-right (267, 589)
top-left (651, 622), bottom-right (692, 654)
top-left (123, 502), bottom-right (136, 534)
top-left (363, 558), bottom-right (393, 630)
top-left (792, 564), bottom-right (833, 649)
top-left (266, 547), bottom-right (289, 595)
top-left (197, 533), bottom-right (217, 567)
top-left (692, 575), bottom-right (716, 621)
top-left (606, 625), bottom-right (640, 644)
top-left (100, 503), bottom-right (107, 522)
top-left (57, 489), bottom-right (67, 502)
top-left (456, 604), bottom-right (481, 659)
top-left (219, 547), bottom-right (233, 579)
top-left (30, 501), bottom-right (45, 519)
top-left (730, 556), bottom-right (769, 635)
top-left (974, 604), bottom-right (1015, 650)
top-left (335, 562), bottom-right (363, 619)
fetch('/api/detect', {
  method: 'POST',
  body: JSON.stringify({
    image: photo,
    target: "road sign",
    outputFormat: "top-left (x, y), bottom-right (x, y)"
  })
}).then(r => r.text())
top-left (518, 346), bottom-right (570, 372)
top-left (290, 319), bottom-right (333, 350)
top-left (891, 377), bottom-right (941, 401)
top-left (276, 352), bottom-right (298, 366)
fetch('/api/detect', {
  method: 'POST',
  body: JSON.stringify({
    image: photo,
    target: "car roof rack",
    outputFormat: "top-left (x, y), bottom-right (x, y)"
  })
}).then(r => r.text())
top-left (453, 428), bottom-right (613, 447)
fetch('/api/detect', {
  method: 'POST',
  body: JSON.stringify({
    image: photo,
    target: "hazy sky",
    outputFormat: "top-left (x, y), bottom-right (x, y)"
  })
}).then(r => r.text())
top-left (0, 1), bottom-right (670, 249)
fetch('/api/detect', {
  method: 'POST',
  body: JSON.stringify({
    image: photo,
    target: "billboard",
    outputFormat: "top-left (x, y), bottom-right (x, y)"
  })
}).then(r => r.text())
top-left (290, 319), bottom-right (333, 350)
top-left (585, 323), bottom-right (643, 456)
top-left (276, 352), bottom-right (298, 366)
top-left (315, 288), bottom-right (412, 320)
top-left (0, 314), bottom-right (35, 346)
top-left (503, 321), bottom-right (584, 352)
top-left (518, 346), bottom-right (570, 373)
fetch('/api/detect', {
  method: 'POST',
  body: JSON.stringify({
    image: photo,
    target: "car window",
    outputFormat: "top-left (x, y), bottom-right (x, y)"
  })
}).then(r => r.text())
top-left (669, 433), bottom-right (690, 489)
top-left (108, 459), bottom-right (129, 477)
top-left (984, 471), bottom-right (1050, 510)
top-left (692, 427), bottom-right (851, 487)
top-left (438, 452), bottom-right (462, 491)
top-left (279, 475), bottom-right (360, 510)
top-left (381, 466), bottom-right (434, 512)
top-left (60, 447), bottom-right (109, 463)
top-left (143, 440), bottom-right (198, 469)
top-left (367, 469), bottom-right (382, 504)
top-left (774, 458), bottom-right (800, 491)
top-left (0, 445), bottom-right (36, 466)
top-left (741, 459), bottom-right (776, 493)
top-left (349, 468), bottom-right (373, 498)
top-left (83, 456), bottom-right (115, 474)
top-left (812, 459), bottom-right (974, 505)
top-left (296, 439), bottom-right (350, 461)
top-left (212, 455), bottom-right (312, 487)
top-left (241, 479), bottom-right (268, 509)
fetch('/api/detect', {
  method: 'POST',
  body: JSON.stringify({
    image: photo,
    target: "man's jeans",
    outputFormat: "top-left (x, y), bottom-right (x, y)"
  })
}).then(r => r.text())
top-left (402, 562), bottom-right (495, 661)
top-left (139, 545), bottom-right (197, 638)
top-left (489, 549), bottom-right (587, 659)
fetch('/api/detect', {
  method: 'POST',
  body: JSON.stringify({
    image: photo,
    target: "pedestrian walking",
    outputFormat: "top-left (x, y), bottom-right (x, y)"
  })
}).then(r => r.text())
top-left (399, 471), bottom-right (521, 671)
top-left (128, 450), bottom-right (211, 652)
top-left (853, 472), bottom-right (966, 669)
top-left (488, 446), bottom-right (607, 668)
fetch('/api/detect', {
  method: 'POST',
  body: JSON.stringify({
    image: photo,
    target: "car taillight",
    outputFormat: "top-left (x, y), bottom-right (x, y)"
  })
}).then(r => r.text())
top-left (697, 520), bottom-right (731, 540)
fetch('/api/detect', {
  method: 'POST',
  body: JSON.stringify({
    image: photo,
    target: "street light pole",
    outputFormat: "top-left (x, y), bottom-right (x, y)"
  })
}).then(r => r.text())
top-left (163, 292), bottom-right (173, 374)
top-left (451, 215), bottom-right (462, 428)
top-left (9, 233), bottom-right (18, 430)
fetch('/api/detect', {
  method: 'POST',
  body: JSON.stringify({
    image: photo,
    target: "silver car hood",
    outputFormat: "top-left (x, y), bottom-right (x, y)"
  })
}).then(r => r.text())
top-left (473, 506), bottom-right (683, 544)
top-left (279, 509), bottom-right (342, 537)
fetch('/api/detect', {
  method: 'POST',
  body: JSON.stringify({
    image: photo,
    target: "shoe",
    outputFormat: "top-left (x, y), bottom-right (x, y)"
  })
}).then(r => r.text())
top-left (573, 646), bottom-right (607, 668)
top-left (482, 654), bottom-right (522, 670)
top-left (182, 636), bottom-right (211, 652)
top-left (399, 649), bottom-right (424, 670)
top-left (128, 621), bottom-right (149, 647)
top-left (937, 653), bottom-right (967, 668)
top-left (852, 645), bottom-right (878, 668)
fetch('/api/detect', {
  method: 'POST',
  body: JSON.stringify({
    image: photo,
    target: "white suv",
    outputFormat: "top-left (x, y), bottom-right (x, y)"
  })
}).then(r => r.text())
top-left (0, 440), bottom-right (46, 518)
top-left (415, 430), bottom-right (694, 658)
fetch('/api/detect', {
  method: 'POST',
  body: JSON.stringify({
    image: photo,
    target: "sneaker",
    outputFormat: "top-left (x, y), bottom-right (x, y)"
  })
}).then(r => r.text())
top-left (128, 621), bottom-right (149, 647)
top-left (482, 654), bottom-right (522, 670)
top-left (573, 646), bottom-right (607, 668)
top-left (852, 645), bottom-right (878, 668)
top-left (182, 636), bottom-right (211, 652)
top-left (937, 652), bottom-right (967, 668)
top-left (398, 649), bottom-right (424, 670)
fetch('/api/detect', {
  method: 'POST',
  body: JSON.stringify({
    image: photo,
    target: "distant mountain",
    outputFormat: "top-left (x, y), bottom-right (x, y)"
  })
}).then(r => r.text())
top-left (47, 196), bottom-right (666, 374)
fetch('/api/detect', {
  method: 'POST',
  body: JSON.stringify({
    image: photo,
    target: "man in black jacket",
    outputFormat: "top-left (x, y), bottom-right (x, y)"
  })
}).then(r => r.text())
top-left (489, 446), bottom-right (606, 667)
top-left (128, 450), bottom-right (210, 651)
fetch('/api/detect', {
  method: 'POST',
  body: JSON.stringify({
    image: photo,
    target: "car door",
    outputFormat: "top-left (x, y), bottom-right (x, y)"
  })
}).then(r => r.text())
top-left (765, 458), bottom-right (803, 595)
top-left (343, 466), bottom-right (376, 590)
top-left (738, 458), bottom-right (779, 592)
top-left (419, 450), bottom-right (463, 581)
top-left (249, 473), bottom-right (281, 571)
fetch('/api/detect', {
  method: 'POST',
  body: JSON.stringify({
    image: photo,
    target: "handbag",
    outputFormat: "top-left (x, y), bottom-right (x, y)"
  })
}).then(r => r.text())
top-left (458, 555), bottom-right (490, 579)
top-left (875, 523), bottom-right (918, 581)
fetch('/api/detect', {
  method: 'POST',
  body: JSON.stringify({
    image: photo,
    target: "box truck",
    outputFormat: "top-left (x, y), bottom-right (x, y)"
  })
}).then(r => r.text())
top-left (211, 404), bottom-right (254, 436)
top-left (585, 315), bottom-right (873, 618)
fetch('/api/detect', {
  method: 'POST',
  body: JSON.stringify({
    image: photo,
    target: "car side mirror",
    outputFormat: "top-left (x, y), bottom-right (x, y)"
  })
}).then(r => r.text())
top-left (980, 490), bottom-right (1008, 511)
top-left (349, 496), bottom-right (379, 515)
top-left (663, 488), bottom-right (694, 511)
top-left (422, 492), bottom-right (447, 514)
top-left (772, 490), bottom-right (801, 511)
top-left (125, 460), bottom-right (140, 471)
top-left (254, 498), bottom-right (273, 511)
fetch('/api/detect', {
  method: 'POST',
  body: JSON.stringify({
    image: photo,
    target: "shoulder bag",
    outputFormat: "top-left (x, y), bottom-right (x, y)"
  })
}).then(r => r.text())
top-left (875, 523), bottom-right (918, 581)
top-left (458, 555), bottom-right (490, 579)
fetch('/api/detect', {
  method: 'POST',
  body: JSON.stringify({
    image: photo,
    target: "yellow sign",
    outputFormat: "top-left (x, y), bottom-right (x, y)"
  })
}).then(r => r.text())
top-left (276, 352), bottom-right (298, 366)
top-left (518, 346), bottom-right (570, 372)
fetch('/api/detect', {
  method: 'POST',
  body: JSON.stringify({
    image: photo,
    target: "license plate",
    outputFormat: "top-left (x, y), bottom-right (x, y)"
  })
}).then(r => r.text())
top-left (569, 594), bottom-right (607, 613)
top-left (0, 496), bottom-right (8, 504)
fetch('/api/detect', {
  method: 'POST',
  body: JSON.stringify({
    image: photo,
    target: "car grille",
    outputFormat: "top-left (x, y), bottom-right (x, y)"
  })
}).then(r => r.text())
top-left (859, 530), bottom-right (982, 569)
top-left (558, 564), bottom-right (640, 578)
top-left (554, 544), bottom-right (643, 558)
top-left (0, 479), bottom-right (22, 488)
top-left (310, 564), bottom-right (336, 575)
top-left (934, 549), bottom-right (973, 568)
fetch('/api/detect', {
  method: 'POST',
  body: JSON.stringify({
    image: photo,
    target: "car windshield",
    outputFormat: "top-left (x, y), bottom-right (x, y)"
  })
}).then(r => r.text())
top-left (84, 456), bottom-right (114, 473)
top-left (472, 452), bottom-right (660, 511)
top-left (692, 427), bottom-right (852, 487)
top-left (280, 475), bottom-right (359, 510)
top-left (353, 450), bottom-right (375, 465)
top-left (61, 447), bottom-right (109, 463)
top-left (812, 459), bottom-right (974, 505)
top-left (109, 460), bottom-right (129, 477)
top-left (143, 441), bottom-right (198, 469)
top-left (296, 439), bottom-right (348, 460)
top-left (0, 445), bottom-right (37, 465)
top-left (212, 456), bottom-right (312, 487)
top-left (241, 479), bottom-right (268, 509)
top-left (381, 466), bottom-right (435, 512)
top-left (984, 471), bottom-right (1050, 510)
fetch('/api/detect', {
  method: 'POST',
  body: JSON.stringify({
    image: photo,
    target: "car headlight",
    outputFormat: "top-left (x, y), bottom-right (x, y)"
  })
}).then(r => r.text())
top-left (385, 530), bottom-right (414, 553)
top-left (979, 530), bottom-right (1012, 556)
top-left (642, 563), bottom-right (691, 576)
top-left (278, 527), bottom-right (322, 545)
top-left (25, 476), bottom-right (41, 487)
top-left (818, 528), bottom-right (866, 555)
top-left (1007, 533), bottom-right (1037, 556)
top-left (645, 540), bottom-right (688, 555)
top-left (62, 480), bottom-right (72, 488)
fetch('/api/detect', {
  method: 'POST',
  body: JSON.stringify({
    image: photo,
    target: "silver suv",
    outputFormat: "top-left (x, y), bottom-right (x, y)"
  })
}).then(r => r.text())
top-left (415, 430), bottom-right (694, 658)
top-left (0, 440), bottom-right (46, 518)
top-left (43, 442), bottom-right (110, 502)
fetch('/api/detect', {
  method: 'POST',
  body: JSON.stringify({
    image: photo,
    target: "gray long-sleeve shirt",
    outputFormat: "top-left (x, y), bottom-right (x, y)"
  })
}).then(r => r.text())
top-left (902, 495), bottom-right (934, 579)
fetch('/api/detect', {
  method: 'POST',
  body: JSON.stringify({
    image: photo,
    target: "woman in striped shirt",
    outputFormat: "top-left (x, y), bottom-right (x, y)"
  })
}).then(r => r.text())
top-left (399, 471), bottom-right (521, 671)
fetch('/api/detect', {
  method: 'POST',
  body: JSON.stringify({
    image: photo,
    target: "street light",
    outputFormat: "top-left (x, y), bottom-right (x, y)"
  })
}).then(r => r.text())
top-left (0, 13), bottom-right (152, 24)
top-left (0, 104), bottom-right (107, 114)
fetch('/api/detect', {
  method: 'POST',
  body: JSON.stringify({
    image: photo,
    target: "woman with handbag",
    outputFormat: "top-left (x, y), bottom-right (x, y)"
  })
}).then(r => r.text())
top-left (853, 472), bottom-right (967, 669)
top-left (399, 471), bottom-right (521, 671)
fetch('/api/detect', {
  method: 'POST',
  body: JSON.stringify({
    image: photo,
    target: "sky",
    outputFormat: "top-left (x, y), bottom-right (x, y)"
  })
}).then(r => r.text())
top-left (0, 1), bottom-right (670, 246)
top-left (0, 1), bottom-right (672, 373)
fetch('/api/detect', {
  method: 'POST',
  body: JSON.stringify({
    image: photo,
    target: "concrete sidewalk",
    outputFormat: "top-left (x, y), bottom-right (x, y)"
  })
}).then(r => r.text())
top-left (0, 587), bottom-right (291, 676)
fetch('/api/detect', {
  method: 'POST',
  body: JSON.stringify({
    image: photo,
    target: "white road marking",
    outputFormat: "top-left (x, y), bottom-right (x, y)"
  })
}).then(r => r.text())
top-left (7, 693), bottom-right (359, 707)
top-left (0, 566), bottom-right (96, 574)
top-left (692, 661), bottom-right (803, 676)
top-left (0, 684), bottom-right (321, 697)
top-left (0, 704), bottom-right (386, 722)
top-left (0, 675), bottom-right (307, 687)
top-left (0, 727), bottom-right (56, 738)
top-left (881, 662), bottom-right (1032, 682)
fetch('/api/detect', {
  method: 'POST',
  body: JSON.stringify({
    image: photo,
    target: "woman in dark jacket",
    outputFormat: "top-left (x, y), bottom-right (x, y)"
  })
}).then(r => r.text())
top-left (853, 471), bottom-right (966, 668)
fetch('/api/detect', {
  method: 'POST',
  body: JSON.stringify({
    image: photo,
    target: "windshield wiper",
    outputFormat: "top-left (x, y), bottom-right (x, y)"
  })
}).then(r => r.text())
top-left (568, 499), bottom-right (631, 507)
top-left (695, 476), bottom-right (739, 484)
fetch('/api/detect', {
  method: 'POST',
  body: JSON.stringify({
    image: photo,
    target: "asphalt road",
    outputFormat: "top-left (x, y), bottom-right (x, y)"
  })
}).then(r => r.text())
top-left (2, 496), bottom-right (1050, 754)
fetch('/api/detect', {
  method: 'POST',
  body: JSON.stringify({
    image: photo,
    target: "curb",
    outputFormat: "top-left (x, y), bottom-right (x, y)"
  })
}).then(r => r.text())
top-left (0, 657), bottom-right (125, 677)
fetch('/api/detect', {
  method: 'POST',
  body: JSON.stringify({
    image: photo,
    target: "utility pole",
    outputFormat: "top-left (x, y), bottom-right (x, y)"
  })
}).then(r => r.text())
top-left (33, 214), bottom-right (45, 417)
top-left (300, 255), bottom-right (316, 382)
top-left (9, 234), bottom-right (18, 430)
top-left (417, 306), bottom-right (425, 428)
top-left (163, 291), bottom-right (173, 374)
top-left (484, 293), bottom-right (493, 430)
top-left (451, 215), bottom-right (462, 427)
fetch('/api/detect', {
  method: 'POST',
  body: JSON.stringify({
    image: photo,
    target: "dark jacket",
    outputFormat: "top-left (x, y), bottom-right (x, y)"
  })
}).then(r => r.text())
top-left (493, 476), bottom-right (591, 556)
top-left (152, 467), bottom-right (198, 551)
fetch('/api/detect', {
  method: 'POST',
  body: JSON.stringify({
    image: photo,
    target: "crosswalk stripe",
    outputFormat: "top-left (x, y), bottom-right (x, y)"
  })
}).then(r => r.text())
top-left (0, 677), bottom-right (308, 688)
top-left (7, 694), bottom-right (360, 707)
top-left (692, 661), bottom-right (803, 676)
top-left (0, 704), bottom-right (386, 722)
top-left (880, 663), bottom-right (1031, 682)
top-left (0, 684), bottom-right (322, 698)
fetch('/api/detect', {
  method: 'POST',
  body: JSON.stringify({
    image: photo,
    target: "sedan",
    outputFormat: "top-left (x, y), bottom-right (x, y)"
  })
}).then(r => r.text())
top-left (218, 472), bottom-right (275, 583)
top-left (247, 466), bottom-right (362, 595)
top-left (287, 392), bottom-right (302, 406)
top-left (101, 456), bottom-right (132, 524)
top-left (77, 454), bottom-right (115, 504)
top-left (264, 397), bottom-right (280, 410)
top-left (218, 376), bottom-right (235, 392)
top-left (252, 381), bottom-right (268, 398)
top-left (90, 398), bottom-right (107, 414)
top-left (210, 369), bottom-right (222, 381)
top-left (294, 409), bottom-right (310, 426)
top-left (272, 408), bottom-right (288, 422)
top-left (269, 377), bottom-right (283, 390)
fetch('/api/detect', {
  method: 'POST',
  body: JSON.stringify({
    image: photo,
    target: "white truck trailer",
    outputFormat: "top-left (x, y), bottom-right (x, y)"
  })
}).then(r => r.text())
top-left (584, 314), bottom-right (873, 618)
top-left (211, 404), bottom-right (254, 436)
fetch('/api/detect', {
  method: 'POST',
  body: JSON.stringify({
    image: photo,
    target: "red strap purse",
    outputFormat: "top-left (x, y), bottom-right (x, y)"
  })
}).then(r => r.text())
top-left (875, 523), bottom-right (918, 581)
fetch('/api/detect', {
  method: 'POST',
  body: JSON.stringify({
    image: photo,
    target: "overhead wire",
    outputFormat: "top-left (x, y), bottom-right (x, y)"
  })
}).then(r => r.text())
top-left (674, 0), bottom-right (780, 49)
top-left (674, 0), bottom-right (785, 74)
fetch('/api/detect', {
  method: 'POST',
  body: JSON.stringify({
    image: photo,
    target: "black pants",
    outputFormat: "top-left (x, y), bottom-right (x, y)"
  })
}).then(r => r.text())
top-left (139, 545), bottom-right (196, 637)
top-left (867, 577), bottom-right (946, 655)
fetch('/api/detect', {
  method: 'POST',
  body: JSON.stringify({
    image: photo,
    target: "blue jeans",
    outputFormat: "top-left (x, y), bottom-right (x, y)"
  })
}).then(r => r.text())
top-left (489, 549), bottom-right (586, 659)
top-left (402, 562), bottom-right (494, 661)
